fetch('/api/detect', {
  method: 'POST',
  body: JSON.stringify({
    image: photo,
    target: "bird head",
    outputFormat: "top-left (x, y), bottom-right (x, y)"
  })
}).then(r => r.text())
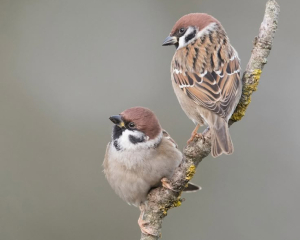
top-left (162, 13), bottom-right (220, 50)
top-left (109, 107), bottom-right (162, 151)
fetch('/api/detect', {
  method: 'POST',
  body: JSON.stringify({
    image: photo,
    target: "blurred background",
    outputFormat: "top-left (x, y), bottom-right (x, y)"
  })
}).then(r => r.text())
top-left (1, 0), bottom-right (299, 239)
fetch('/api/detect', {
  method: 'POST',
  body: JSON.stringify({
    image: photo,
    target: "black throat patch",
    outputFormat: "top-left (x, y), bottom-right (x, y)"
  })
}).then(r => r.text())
top-left (112, 125), bottom-right (123, 151)
top-left (112, 125), bottom-right (123, 140)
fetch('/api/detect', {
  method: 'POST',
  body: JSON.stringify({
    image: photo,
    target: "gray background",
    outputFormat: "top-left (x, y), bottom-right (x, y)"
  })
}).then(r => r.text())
top-left (1, 0), bottom-right (299, 240)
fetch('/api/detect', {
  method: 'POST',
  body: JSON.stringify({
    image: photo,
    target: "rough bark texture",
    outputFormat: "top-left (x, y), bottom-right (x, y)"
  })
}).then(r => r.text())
top-left (140, 1), bottom-right (280, 239)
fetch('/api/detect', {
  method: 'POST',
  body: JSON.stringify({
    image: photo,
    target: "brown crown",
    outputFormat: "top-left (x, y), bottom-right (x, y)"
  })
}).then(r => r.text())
top-left (120, 107), bottom-right (162, 140)
top-left (170, 13), bottom-right (220, 36)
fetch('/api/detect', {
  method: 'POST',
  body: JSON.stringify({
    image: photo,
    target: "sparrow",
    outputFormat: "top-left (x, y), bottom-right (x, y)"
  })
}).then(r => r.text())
top-left (162, 13), bottom-right (242, 158)
top-left (103, 107), bottom-right (199, 234)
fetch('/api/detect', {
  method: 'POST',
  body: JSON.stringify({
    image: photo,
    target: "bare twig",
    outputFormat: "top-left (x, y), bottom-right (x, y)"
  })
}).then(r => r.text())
top-left (140, 1), bottom-right (280, 239)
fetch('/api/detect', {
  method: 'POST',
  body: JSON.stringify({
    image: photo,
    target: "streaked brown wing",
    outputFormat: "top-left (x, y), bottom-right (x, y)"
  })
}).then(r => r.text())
top-left (173, 57), bottom-right (241, 119)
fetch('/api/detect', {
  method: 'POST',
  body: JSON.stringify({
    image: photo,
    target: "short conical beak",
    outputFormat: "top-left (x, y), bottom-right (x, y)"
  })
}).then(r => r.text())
top-left (109, 115), bottom-right (125, 128)
top-left (162, 35), bottom-right (177, 46)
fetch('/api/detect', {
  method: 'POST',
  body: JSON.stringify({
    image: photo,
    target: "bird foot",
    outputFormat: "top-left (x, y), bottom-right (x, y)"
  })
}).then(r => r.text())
top-left (161, 177), bottom-right (173, 190)
top-left (161, 178), bottom-right (180, 192)
top-left (187, 124), bottom-right (202, 144)
top-left (138, 210), bottom-right (159, 236)
top-left (187, 132), bottom-right (203, 144)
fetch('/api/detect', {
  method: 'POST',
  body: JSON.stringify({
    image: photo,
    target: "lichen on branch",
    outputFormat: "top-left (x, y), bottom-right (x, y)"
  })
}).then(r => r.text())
top-left (231, 69), bottom-right (262, 122)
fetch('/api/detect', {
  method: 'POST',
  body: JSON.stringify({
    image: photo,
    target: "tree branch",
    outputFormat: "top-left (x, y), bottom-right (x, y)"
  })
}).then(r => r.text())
top-left (140, 1), bottom-right (280, 239)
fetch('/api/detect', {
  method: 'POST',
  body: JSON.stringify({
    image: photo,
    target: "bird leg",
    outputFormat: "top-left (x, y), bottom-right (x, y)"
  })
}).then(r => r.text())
top-left (138, 204), bottom-right (158, 237)
top-left (187, 124), bottom-right (202, 144)
top-left (161, 177), bottom-right (179, 192)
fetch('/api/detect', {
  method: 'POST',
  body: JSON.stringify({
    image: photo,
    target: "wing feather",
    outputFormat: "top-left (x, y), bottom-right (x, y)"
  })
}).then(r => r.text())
top-left (162, 130), bottom-right (178, 148)
top-left (174, 56), bottom-right (241, 119)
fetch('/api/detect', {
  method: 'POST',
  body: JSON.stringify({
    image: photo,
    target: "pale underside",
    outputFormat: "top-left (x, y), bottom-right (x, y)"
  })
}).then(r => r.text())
top-left (103, 130), bottom-right (182, 206)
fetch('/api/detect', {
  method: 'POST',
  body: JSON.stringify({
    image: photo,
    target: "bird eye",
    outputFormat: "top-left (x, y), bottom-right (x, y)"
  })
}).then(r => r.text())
top-left (179, 28), bottom-right (185, 34)
top-left (128, 122), bottom-right (135, 128)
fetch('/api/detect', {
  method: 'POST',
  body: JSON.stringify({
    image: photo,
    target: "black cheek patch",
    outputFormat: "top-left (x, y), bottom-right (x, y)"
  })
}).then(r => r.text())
top-left (185, 29), bottom-right (196, 43)
top-left (129, 135), bottom-right (145, 144)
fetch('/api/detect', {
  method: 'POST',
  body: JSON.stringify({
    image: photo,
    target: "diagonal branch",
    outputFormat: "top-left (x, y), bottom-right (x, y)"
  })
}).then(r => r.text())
top-left (140, 1), bottom-right (280, 239)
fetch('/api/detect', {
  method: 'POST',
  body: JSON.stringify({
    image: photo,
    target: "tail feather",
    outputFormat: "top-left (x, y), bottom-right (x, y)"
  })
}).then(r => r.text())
top-left (183, 182), bottom-right (201, 192)
top-left (211, 117), bottom-right (233, 158)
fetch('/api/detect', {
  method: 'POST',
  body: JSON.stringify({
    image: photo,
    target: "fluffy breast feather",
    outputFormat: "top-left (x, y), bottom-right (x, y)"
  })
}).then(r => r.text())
top-left (103, 135), bottom-right (182, 206)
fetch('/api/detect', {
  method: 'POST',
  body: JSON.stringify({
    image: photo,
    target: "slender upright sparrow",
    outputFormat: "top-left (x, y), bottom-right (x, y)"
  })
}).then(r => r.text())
top-left (163, 13), bottom-right (242, 157)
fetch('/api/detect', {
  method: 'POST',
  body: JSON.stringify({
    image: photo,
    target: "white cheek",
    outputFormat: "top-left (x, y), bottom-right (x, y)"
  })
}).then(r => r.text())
top-left (109, 131), bottom-right (163, 169)
top-left (178, 36), bottom-right (185, 49)
top-left (178, 27), bottom-right (195, 49)
top-left (117, 129), bottom-right (145, 150)
top-left (114, 130), bottom-right (163, 151)
top-left (177, 23), bottom-right (218, 50)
